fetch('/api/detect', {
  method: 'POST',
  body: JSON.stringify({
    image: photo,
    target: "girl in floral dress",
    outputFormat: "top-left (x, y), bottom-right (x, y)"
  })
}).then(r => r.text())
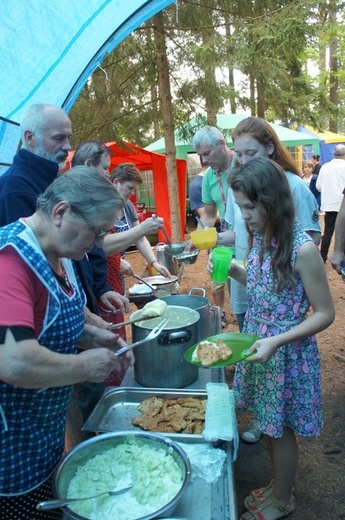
top-left (227, 158), bottom-right (334, 520)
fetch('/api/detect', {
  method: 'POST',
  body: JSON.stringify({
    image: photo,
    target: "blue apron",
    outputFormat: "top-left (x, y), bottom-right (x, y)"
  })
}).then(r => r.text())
top-left (0, 221), bottom-right (86, 495)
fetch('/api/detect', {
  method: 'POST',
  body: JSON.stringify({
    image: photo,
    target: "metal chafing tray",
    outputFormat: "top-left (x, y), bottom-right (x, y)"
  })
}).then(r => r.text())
top-left (82, 387), bottom-right (208, 443)
top-left (82, 368), bottom-right (238, 519)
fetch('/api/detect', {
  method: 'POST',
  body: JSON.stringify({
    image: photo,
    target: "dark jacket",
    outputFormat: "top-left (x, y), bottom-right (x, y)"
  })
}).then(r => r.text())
top-left (0, 149), bottom-right (59, 226)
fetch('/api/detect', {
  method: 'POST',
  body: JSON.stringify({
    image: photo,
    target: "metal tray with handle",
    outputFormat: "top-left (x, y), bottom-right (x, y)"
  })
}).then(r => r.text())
top-left (82, 387), bottom-right (208, 442)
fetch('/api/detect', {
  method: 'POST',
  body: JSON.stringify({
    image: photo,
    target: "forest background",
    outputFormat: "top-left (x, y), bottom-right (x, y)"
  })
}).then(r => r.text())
top-left (69, 0), bottom-right (345, 240)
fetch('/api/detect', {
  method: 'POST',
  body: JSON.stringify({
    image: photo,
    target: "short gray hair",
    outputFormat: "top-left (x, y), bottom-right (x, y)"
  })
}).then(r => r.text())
top-left (20, 103), bottom-right (68, 142)
top-left (192, 126), bottom-right (225, 149)
top-left (334, 144), bottom-right (345, 157)
top-left (36, 166), bottom-right (124, 222)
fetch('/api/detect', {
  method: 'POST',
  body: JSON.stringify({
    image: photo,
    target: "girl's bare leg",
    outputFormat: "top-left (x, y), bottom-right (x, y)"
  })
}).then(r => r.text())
top-left (268, 426), bottom-right (298, 503)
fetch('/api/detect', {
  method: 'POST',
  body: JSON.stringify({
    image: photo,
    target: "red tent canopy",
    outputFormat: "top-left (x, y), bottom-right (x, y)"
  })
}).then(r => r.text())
top-left (66, 141), bottom-right (187, 242)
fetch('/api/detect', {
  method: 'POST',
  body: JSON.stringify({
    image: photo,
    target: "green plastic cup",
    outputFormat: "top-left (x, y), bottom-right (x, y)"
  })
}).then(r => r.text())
top-left (210, 246), bottom-right (233, 283)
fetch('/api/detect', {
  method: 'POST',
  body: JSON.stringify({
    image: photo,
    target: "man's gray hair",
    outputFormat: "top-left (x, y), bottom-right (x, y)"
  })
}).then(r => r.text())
top-left (20, 103), bottom-right (67, 143)
top-left (192, 126), bottom-right (225, 149)
top-left (334, 144), bottom-right (345, 157)
top-left (36, 166), bottom-right (124, 222)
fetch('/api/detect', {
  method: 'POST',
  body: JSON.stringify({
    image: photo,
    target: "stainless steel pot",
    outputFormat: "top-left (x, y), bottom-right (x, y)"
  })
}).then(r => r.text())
top-left (131, 306), bottom-right (200, 388)
top-left (156, 242), bottom-right (180, 276)
top-left (160, 288), bottom-right (211, 342)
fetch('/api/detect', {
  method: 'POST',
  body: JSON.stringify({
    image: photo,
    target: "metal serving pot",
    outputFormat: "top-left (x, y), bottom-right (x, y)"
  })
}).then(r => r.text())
top-left (156, 242), bottom-right (180, 276)
top-left (131, 306), bottom-right (200, 388)
top-left (52, 432), bottom-right (191, 520)
top-left (160, 288), bottom-right (211, 342)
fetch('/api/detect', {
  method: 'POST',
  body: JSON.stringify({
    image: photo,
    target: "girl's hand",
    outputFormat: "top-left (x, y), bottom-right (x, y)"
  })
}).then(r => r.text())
top-left (207, 253), bottom-right (235, 279)
top-left (244, 337), bottom-right (280, 364)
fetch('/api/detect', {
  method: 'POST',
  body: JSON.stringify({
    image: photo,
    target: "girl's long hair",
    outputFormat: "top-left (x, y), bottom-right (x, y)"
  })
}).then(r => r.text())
top-left (232, 117), bottom-right (300, 176)
top-left (229, 158), bottom-right (296, 290)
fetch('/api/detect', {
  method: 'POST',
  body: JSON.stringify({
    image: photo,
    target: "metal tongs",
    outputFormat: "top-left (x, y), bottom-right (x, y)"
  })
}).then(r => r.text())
top-left (114, 317), bottom-right (169, 356)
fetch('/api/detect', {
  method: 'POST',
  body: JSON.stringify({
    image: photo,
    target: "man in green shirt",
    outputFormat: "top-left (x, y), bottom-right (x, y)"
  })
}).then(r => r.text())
top-left (192, 126), bottom-right (234, 328)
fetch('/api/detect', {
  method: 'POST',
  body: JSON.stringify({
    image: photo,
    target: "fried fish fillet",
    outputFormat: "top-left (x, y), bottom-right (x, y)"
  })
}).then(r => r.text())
top-left (137, 396), bottom-right (164, 416)
top-left (131, 396), bottom-right (206, 434)
top-left (196, 338), bottom-right (232, 366)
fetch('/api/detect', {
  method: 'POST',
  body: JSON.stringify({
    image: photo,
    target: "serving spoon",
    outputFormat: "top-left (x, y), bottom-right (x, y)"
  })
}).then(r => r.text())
top-left (36, 485), bottom-right (133, 510)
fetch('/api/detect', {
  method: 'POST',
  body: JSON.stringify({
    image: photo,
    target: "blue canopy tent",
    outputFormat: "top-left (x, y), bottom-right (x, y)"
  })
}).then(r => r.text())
top-left (0, 0), bottom-right (175, 170)
top-left (297, 124), bottom-right (345, 164)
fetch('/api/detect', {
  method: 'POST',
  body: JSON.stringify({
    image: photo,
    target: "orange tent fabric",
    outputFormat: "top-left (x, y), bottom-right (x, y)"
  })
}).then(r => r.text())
top-left (66, 141), bottom-right (187, 241)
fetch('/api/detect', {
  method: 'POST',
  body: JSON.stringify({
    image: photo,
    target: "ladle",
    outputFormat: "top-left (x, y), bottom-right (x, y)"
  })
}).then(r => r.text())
top-left (152, 214), bottom-right (173, 249)
top-left (161, 226), bottom-right (173, 248)
top-left (195, 215), bottom-right (205, 229)
top-left (36, 485), bottom-right (133, 510)
top-left (134, 274), bottom-right (156, 291)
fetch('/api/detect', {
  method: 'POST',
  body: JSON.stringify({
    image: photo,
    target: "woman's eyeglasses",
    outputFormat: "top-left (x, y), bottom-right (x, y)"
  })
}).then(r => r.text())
top-left (72, 207), bottom-right (109, 238)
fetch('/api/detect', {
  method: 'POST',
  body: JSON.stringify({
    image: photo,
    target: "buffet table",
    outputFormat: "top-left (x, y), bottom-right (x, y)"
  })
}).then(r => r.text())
top-left (120, 367), bottom-right (238, 520)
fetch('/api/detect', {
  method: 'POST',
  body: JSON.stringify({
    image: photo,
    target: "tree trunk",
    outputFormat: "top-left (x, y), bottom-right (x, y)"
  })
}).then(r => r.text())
top-left (329, 8), bottom-right (338, 133)
top-left (225, 22), bottom-right (236, 114)
top-left (256, 79), bottom-right (266, 118)
top-left (201, 17), bottom-right (218, 125)
top-left (153, 11), bottom-right (181, 241)
top-left (249, 75), bottom-right (256, 115)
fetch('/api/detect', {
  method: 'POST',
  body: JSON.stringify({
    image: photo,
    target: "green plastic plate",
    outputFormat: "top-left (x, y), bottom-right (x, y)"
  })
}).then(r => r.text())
top-left (184, 332), bottom-right (259, 368)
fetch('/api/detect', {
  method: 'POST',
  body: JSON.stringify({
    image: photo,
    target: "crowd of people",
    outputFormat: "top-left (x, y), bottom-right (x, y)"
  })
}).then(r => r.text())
top-left (190, 118), bottom-right (342, 520)
top-left (0, 104), bottom-right (168, 518)
top-left (0, 104), bottom-right (342, 520)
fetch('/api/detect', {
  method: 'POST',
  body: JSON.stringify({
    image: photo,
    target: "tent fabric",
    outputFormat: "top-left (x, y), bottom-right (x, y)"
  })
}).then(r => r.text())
top-left (299, 124), bottom-right (345, 144)
top-left (297, 124), bottom-right (345, 164)
top-left (146, 113), bottom-right (320, 158)
top-left (0, 0), bottom-right (174, 122)
top-left (0, 117), bottom-right (21, 176)
top-left (65, 141), bottom-right (187, 241)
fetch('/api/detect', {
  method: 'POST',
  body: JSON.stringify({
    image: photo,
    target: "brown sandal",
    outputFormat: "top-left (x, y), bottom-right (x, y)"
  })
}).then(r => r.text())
top-left (244, 480), bottom-right (274, 509)
top-left (240, 496), bottom-right (296, 520)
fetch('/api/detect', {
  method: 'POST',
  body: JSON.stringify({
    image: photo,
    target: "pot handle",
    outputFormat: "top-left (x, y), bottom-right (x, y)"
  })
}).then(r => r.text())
top-left (189, 287), bottom-right (206, 298)
top-left (158, 330), bottom-right (191, 345)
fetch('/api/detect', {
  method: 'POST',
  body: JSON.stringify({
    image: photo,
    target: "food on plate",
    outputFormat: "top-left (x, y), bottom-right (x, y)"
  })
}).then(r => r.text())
top-left (128, 283), bottom-right (152, 295)
top-left (141, 299), bottom-right (167, 317)
top-left (67, 436), bottom-right (183, 520)
top-left (192, 338), bottom-right (233, 366)
top-left (132, 396), bottom-right (206, 434)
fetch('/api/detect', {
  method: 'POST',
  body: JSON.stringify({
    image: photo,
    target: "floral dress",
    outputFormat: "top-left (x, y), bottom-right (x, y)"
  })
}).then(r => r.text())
top-left (233, 221), bottom-right (322, 438)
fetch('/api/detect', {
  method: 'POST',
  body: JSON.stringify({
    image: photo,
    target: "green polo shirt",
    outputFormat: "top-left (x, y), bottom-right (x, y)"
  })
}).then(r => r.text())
top-left (201, 166), bottom-right (228, 218)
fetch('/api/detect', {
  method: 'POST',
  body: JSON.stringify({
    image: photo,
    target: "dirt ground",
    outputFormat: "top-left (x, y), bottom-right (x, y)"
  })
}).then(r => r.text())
top-left (125, 215), bottom-right (345, 520)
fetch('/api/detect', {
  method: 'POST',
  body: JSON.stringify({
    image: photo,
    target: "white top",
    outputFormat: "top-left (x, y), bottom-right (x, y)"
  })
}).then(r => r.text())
top-left (225, 171), bottom-right (321, 315)
top-left (316, 158), bottom-right (345, 212)
top-left (302, 175), bottom-right (312, 187)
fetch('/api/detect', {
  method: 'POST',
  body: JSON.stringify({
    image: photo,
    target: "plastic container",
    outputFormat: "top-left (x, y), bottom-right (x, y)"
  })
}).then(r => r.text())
top-left (190, 227), bottom-right (217, 250)
top-left (210, 247), bottom-right (233, 283)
